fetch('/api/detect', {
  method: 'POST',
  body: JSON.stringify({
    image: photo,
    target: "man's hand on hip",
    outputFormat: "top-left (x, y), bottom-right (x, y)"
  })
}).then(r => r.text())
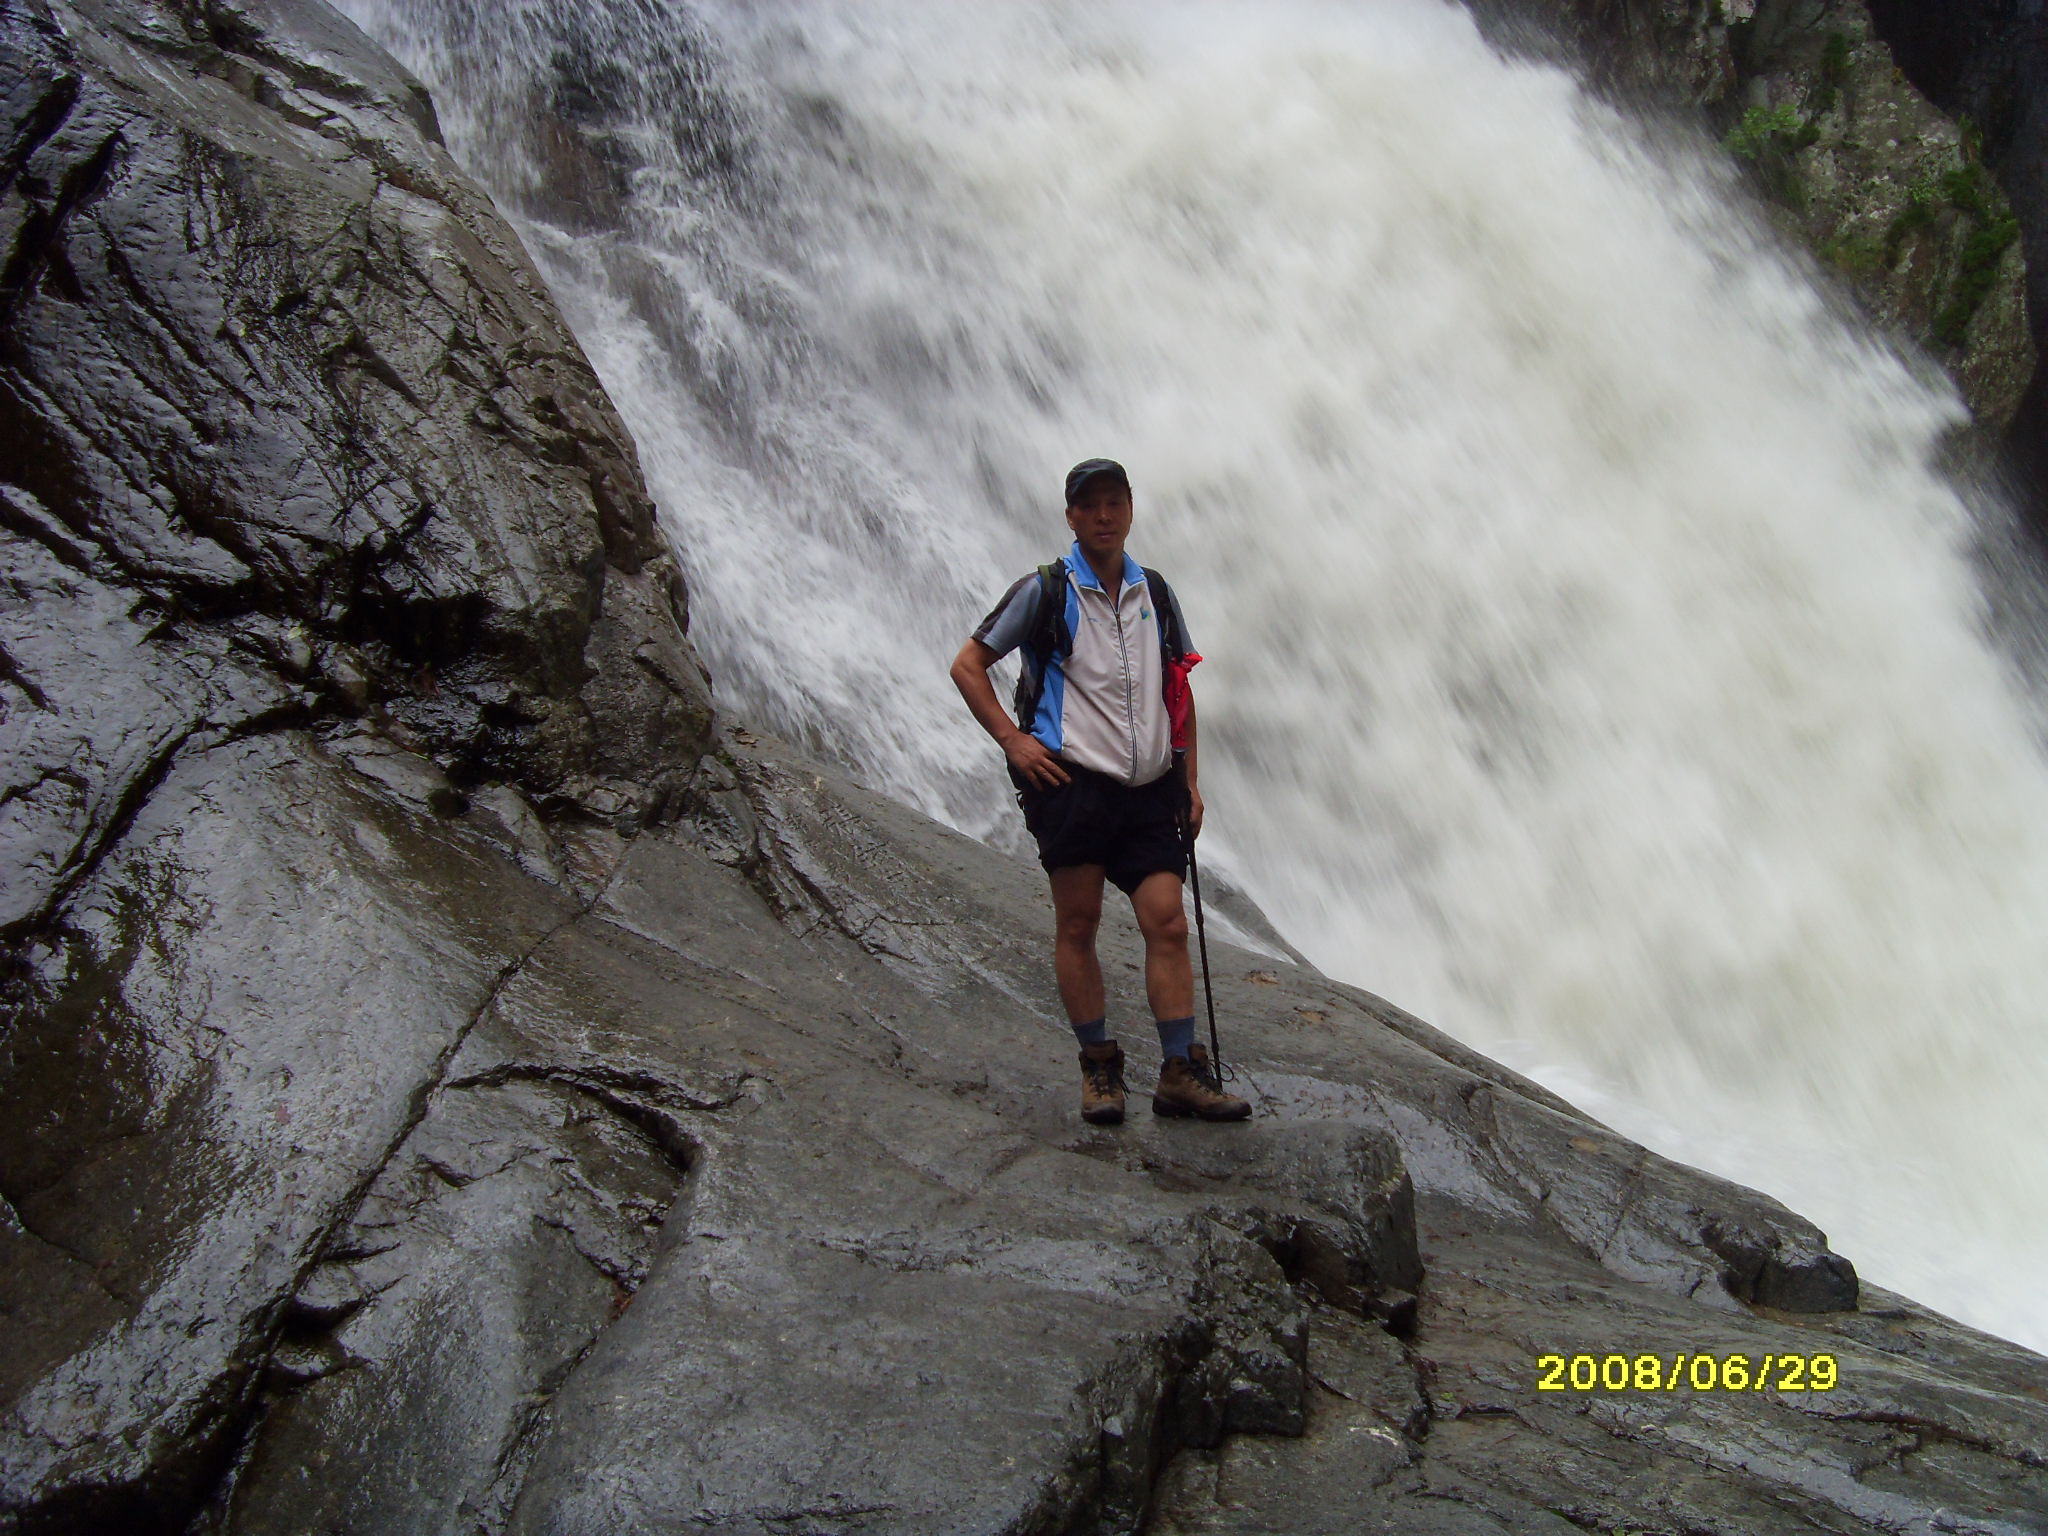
top-left (1005, 732), bottom-right (1072, 790)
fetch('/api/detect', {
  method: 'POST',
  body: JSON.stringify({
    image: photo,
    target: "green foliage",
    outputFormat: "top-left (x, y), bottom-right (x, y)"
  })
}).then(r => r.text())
top-left (1810, 32), bottom-right (1852, 117)
top-left (1886, 173), bottom-right (1945, 248)
top-left (1884, 153), bottom-right (2022, 348)
top-left (1820, 32), bottom-right (1853, 86)
top-left (1820, 231), bottom-right (1886, 278)
top-left (1933, 214), bottom-right (2021, 347)
top-left (1957, 113), bottom-right (1986, 163)
top-left (1723, 104), bottom-right (1819, 160)
top-left (1889, 161), bottom-right (2001, 241)
top-left (1723, 103), bottom-right (1822, 207)
top-left (1940, 162), bottom-right (1993, 219)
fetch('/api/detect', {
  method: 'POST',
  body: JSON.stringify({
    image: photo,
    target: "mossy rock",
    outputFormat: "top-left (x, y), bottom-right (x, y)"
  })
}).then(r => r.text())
top-left (1719, 4), bottom-right (2034, 429)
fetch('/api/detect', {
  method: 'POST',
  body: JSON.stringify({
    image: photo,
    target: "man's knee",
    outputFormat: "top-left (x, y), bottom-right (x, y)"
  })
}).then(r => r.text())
top-left (1051, 869), bottom-right (1105, 947)
top-left (1056, 906), bottom-right (1102, 948)
top-left (1140, 908), bottom-right (1188, 948)
top-left (1133, 882), bottom-right (1189, 947)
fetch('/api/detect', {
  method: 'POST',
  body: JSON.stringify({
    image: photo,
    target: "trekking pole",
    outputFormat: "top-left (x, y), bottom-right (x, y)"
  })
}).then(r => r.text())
top-left (1179, 806), bottom-right (1232, 1083)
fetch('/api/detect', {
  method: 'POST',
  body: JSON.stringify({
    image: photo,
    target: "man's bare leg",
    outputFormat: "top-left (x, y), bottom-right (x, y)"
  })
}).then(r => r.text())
top-left (1051, 864), bottom-right (1126, 1124)
top-left (1049, 864), bottom-right (1109, 1025)
top-left (1129, 870), bottom-right (1193, 1023)
top-left (1131, 870), bottom-right (1247, 1120)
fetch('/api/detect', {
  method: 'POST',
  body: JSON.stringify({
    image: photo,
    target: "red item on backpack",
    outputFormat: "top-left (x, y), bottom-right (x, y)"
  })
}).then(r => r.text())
top-left (1164, 651), bottom-right (1202, 751)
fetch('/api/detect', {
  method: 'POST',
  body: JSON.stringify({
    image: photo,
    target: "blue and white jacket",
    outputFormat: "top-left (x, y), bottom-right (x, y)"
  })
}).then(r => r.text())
top-left (972, 541), bottom-right (1190, 788)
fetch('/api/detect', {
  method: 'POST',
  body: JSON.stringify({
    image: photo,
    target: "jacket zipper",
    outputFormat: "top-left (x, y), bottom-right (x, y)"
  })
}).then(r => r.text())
top-left (1110, 588), bottom-right (1139, 779)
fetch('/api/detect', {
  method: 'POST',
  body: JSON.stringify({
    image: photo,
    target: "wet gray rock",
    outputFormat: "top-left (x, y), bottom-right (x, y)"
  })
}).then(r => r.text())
top-left (1, 0), bottom-right (711, 1521)
top-left (3, 0), bottom-right (2046, 1532)
top-left (0, 0), bottom-right (714, 950)
top-left (0, 733), bottom-right (572, 1527)
top-left (1154, 1237), bottom-right (2048, 1535)
top-left (14, 706), bottom-right (2043, 1535)
top-left (222, 1068), bottom-right (688, 1535)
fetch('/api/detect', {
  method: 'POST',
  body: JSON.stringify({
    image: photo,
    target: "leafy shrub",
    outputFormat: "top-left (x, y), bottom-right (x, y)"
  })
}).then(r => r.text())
top-left (1723, 104), bottom-right (1819, 159)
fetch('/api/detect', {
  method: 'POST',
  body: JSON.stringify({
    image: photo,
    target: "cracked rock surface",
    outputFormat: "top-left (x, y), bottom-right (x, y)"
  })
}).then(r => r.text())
top-left (0, 0), bottom-right (713, 953)
top-left (3, 0), bottom-right (2046, 1533)
top-left (14, 708), bottom-right (2047, 1535)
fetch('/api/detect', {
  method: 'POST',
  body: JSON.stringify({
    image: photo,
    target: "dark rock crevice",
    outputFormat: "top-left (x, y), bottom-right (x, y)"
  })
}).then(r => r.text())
top-left (0, 485), bottom-right (93, 580)
top-left (0, 53), bottom-right (77, 194)
top-left (0, 1192), bottom-right (127, 1309)
top-left (198, 1063), bottom-right (703, 1535)
top-left (0, 125), bottom-right (116, 327)
top-left (0, 694), bottom-right (320, 970)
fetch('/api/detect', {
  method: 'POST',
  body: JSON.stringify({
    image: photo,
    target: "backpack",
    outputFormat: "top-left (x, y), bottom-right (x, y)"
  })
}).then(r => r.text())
top-left (1011, 560), bottom-right (1199, 745)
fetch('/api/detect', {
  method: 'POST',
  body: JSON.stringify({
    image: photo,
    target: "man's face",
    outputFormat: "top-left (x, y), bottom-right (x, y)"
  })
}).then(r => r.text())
top-left (1065, 480), bottom-right (1133, 561)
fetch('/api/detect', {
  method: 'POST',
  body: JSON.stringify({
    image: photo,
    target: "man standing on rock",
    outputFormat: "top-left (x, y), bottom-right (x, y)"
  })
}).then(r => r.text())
top-left (950, 459), bottom-right (1250, 1126)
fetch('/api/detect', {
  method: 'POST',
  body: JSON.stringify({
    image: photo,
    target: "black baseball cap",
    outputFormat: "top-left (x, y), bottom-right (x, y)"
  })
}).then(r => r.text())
top-left (1064, 458), bottom-right (1131, 506)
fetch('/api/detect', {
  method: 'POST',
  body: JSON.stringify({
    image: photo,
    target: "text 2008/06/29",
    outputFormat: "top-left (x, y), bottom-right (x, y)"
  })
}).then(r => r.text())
top-left (1536, 1352), bottom-right (1839, 1393)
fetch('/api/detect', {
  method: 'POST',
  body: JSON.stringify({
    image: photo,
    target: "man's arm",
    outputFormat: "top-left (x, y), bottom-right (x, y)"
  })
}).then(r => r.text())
top-left (949, 638), bottom-right (1071, 789)
top-left (1182, 692), bottom-right (1204, 838)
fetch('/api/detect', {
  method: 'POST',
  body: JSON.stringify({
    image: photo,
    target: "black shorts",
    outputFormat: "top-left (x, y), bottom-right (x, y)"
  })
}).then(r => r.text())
top-left (1010, 760), bottom-right (1190, 895)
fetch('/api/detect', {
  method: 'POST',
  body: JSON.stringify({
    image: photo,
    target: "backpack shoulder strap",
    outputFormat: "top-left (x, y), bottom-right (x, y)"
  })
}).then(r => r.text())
top-left (1011, 559), bottom-right (1073, 732)
top-left (1142, 567), bottom-right (1189, 660)
top-left (1028, 560), bottom-right (1070, 664)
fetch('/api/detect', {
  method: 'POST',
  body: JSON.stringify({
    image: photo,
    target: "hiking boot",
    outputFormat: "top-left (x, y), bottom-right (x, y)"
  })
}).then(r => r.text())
top-left (1079, 1041), bottom-right (1127, 1125)
top-left (1152, 1043), bottom-right (1250, 1121)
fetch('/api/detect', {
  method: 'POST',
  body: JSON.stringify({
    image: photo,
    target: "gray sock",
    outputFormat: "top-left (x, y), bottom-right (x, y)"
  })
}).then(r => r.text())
top-left (1072, 1017), bottom-right (1109, 1047)
top-left (1156, 1015), bottom-right (1196, 1060)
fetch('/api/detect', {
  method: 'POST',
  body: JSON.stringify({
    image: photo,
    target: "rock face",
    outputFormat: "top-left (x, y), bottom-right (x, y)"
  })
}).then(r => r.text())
top-left (2, 0), bottom-right (2046, 1533)
top-left (1861, 0), bottom-right (2048, 511)
top-left (0, 0), bottom-right (714, 953)
top-left (1, 0), bottom-right (711, 1521)
top-left (1476, 0), bottom-right (2037, 448)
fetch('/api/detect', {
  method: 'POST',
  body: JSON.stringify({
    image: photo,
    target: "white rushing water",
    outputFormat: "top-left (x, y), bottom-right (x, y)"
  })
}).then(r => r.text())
top-left (340, 0), bottom-right (2048, 1352)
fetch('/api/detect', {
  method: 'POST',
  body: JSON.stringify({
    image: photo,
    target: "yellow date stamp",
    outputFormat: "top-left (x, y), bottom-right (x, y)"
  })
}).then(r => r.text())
top-left (1536, 1352), bottom-right (1838, 1393)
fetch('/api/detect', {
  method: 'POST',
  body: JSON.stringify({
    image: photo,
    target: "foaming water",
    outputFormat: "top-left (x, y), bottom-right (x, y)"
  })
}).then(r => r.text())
top-left (340, 0), bottom-right (2048, 1350)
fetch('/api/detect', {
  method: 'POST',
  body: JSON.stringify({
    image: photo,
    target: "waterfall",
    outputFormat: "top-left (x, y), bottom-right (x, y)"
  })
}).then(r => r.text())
top-left (337, 0), bottom-right (2048, 1352)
